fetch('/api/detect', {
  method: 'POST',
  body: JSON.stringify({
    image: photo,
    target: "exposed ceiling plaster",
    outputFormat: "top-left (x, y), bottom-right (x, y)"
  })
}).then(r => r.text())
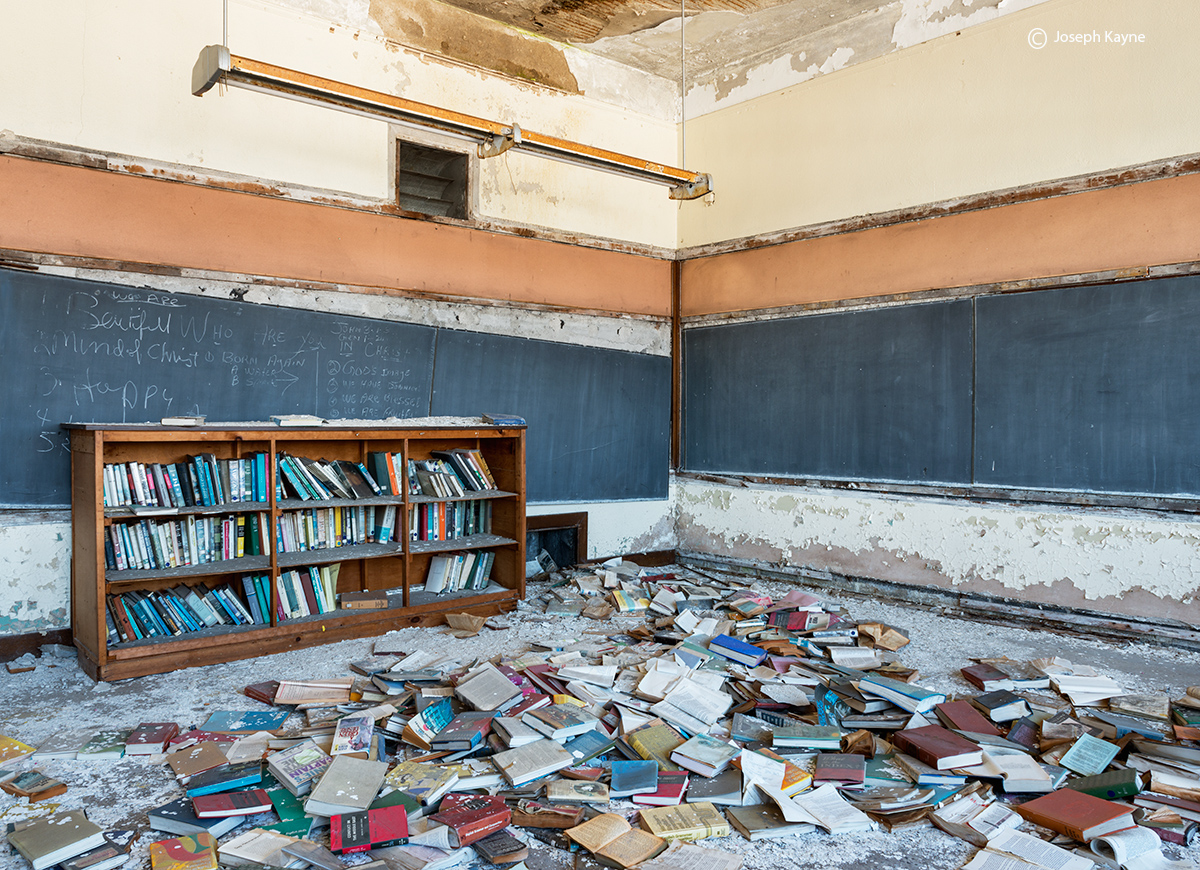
top-left (276, 0), bottom-right (1058, 116)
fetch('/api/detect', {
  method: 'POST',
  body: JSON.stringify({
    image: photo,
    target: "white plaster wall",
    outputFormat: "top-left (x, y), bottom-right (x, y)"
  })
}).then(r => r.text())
top-left (676, 477), bottom-right (1200, 622)
top-left (0, 519), bottom-right (71, 634)
top-left (679, 0), bottom-right (1200, 246)
top-left (528, 476), bottom-right (679, 562)
top-left (0, 0), bottom-right (678, 248)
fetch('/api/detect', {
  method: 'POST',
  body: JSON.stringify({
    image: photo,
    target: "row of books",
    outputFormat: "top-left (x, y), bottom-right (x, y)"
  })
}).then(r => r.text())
top-left (276, 505), bottom-right (399, 554)
top-left (105, 564), bottom-right (345, 644)
top-left (103, 453), bottom-right (269, 509)
top-left (102, 447), bottom-right (501, 511)
top-left (104, 513), bottom-right (268, 573)
top-left (410, 500), bottom-right (493, 542)
top-left (106, 580), bottom-right (262, 644)
top-left (423, 550), bottom-right (496, 594)
top-left (368, 449), bottom-right (497, 498)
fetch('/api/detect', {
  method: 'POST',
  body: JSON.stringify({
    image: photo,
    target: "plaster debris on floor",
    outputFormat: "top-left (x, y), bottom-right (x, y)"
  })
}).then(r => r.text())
top-left (3, 561), bottom-right (1200, 870)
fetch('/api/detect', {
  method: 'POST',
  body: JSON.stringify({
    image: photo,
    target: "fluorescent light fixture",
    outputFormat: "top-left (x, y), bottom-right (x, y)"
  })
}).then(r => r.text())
top-left (192, 45), bottom-right (712, 200)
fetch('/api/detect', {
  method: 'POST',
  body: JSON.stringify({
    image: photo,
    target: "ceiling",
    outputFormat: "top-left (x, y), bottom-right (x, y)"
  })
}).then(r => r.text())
top-left (426, 0), bottom-right (1026, 86)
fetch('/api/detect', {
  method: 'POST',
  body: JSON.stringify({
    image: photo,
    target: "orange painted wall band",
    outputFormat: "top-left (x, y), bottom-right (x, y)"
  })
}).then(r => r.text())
top-left (681, 172), bottom-right (1200, 318)
top-left (0, 156), bottom-right (672, 318)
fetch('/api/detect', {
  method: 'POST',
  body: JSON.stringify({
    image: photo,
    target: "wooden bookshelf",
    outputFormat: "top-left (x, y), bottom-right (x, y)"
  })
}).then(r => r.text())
top-left (67, 422), bottom-right (525, 681)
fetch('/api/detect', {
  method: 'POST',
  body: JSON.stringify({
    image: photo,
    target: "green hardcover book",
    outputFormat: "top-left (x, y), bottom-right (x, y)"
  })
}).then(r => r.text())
top-left (1065, 767), bottom-right (1142, 800)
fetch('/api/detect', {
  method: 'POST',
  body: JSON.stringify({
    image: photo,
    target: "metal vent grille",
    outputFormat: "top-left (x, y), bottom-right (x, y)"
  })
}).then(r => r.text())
top-left (396, 141), bottom-right (468, 219)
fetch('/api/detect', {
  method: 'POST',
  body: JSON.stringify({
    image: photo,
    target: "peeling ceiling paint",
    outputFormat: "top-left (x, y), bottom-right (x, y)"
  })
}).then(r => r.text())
top-left (271, 0), bottom-right (1059, 115)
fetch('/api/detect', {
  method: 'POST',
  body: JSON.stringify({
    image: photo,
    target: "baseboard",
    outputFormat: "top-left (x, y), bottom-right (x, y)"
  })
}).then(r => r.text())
top-left (678, 551), bottom-right (1200, 652)
top-left (0, 628), bottom-right (72, 663)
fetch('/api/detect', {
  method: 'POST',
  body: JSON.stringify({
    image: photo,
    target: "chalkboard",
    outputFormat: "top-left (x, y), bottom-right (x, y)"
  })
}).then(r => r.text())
top-left (0, 268), bottom-right (668, 506)
top-left (432, 331), bottom-right (670, 502)
top-left (683, 301), bottom-right (974, 483)
top-left (975, 278), bottom-right (1200, 495)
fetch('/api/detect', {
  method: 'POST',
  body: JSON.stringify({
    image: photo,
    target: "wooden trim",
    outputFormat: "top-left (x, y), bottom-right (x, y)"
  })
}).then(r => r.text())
top-left (0, 629), bottom-right (72, 664)
top-left (670, 260), bottom-right (683, 468)
top-left (527, 512), bottom-right (589, 566)
top-left (679, 261), bottom-right (1200, 326)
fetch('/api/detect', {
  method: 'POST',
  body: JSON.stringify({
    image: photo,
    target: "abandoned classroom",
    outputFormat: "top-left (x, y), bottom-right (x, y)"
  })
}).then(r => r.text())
top-left (2, 0), bottom-right (1200, 868)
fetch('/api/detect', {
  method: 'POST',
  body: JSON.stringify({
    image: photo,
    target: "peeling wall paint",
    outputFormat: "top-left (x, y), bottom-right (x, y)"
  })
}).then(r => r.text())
top-left (0, 522), bottom-right (71, 634)
top-left (676, 478), bottom-right (1200, 624)
top-left (49, 266), bottom-right (672, 357)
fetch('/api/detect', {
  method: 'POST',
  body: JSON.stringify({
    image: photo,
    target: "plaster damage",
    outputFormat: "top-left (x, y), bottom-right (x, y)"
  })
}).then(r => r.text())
top-left (52, 265), bottom-right (671, 357)
top-left (676, 478), bottom-right (1200, 624)
top-left (0, 521), bottom-right (71, 633)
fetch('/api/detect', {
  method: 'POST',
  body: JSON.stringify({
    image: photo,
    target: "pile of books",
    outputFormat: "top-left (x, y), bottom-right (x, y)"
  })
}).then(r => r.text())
top-left (9, 560), bottom-right (1200, 870)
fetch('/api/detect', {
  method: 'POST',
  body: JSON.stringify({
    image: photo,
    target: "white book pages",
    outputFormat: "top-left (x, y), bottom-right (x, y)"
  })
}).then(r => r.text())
top-left (987, 828), bottom-right (1094, 870)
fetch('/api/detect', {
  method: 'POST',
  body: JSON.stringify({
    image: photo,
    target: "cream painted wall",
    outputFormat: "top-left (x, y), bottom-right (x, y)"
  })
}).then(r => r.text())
top-left (676, 478), bottom-right (1200, 624)
top-left (0, 0), bottom-right (678, 248)
top-left (679, 0), bottom-right (1200, 247)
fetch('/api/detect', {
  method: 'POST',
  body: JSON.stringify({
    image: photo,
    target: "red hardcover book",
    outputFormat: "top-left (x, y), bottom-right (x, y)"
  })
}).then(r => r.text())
top-left (813, 753), bottom-right (866, 784)
top-left (960, 663), bottom-right (1012, 691)
top-left (890, 725), bottom-right (983, 770)
top-left (933, 700), bottom-right (1004, 737)
top-left (126, 722), bottom-right (181, 755)
top-left (243, 681), bottom-right (279, 705)
top-left (632, 771), bottom-right (690, 806)
top-left (430, 795), bottom-right (512, 847)
top-left (330, 803), bottom-right (409, 854)
top-left (1013, 789), bottom-right (1136, 842)
top-left (191, 788), bottom-right (272, 818)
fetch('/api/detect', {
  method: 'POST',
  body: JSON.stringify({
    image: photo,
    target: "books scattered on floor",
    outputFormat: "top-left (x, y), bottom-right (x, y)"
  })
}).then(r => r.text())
top-left (12, 561), bottom-right (1200, 869)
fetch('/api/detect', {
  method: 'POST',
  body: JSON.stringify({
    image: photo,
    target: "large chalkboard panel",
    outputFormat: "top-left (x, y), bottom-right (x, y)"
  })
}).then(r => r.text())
top-left (432, 331), bottom-right (670, 502)
top-left (975, 278), bottom-right (1200, 495)
top-left (0, 268), bottom-right (669, 506)
top-left (684, 301), bottom-right (974, 483)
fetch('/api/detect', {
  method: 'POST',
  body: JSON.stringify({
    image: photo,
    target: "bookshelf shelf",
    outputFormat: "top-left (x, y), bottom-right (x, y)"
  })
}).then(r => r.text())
top-left (68, 422), bottom-right (526, 681)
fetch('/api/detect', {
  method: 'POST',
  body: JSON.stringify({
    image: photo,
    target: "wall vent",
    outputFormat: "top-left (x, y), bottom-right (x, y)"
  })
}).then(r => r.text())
top-left (396, 141), bottom-right (468, 219)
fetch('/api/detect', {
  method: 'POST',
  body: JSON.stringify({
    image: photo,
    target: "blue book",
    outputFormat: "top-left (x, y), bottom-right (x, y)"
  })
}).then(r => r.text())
top-left (202, 710), bottom-right (291, 733)
top-left (610, 759), bottom-right (659, 797)
top-left (708, 634), bottom-right (767, 667)
top-left (186, 761), bottom-right (263, 797)
top-left (563, 729), bottom-right (616, 763)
